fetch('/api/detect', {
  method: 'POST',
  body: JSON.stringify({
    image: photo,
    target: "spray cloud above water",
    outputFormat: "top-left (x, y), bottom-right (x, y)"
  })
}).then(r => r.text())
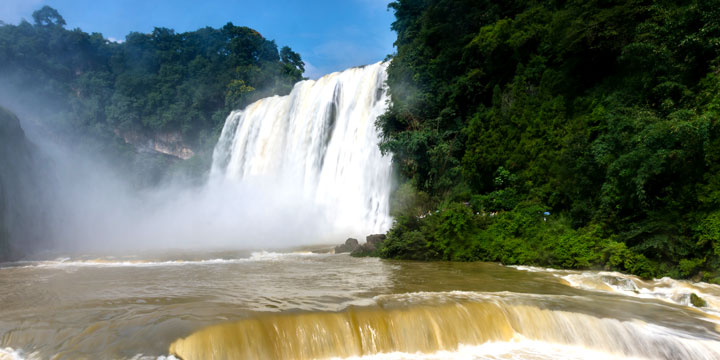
top-left (7, 62), bottom-right (393, 255)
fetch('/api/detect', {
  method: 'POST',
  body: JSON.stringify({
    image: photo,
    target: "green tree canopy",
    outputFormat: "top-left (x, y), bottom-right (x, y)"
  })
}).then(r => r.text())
top-left (32, 6), bottom-right (66, 27)
top-left (0, 7), bottom-right (304, 148)
top-left (379, 0), bottom-right (720, 280)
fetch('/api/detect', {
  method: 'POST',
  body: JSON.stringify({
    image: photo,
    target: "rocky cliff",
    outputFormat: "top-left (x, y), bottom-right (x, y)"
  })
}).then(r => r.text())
top-left (116, 129), bottom-right (195, 160)
top-left (0, 106), bottom-right (49, 261)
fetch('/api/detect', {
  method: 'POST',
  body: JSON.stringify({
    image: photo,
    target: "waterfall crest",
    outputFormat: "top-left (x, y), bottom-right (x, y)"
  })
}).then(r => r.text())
top-left (211, 62), bottom-right (393, 238)
top-left (169, 291), bottom-right (720, 360)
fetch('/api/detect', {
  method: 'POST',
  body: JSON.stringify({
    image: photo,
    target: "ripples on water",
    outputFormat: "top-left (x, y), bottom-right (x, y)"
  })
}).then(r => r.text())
top-left (1, 250), bottom-right (719, 359)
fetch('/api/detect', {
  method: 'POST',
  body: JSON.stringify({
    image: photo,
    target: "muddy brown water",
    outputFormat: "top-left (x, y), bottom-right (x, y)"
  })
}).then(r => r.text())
top-left (1, 250), bottom-right (719, 359)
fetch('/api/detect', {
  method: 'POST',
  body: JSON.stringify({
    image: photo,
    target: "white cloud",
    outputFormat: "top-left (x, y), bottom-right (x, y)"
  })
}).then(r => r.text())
top-left (107, 37), bottom-right (125, 44)
top-left (0, 0), bottom-right (44, 24)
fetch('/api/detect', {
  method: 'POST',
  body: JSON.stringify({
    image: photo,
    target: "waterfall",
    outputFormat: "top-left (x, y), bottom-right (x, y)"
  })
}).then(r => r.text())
top-left (210, 62), bottom-right (393, 239)
top-left (169, 291), bottom-right (720, 360)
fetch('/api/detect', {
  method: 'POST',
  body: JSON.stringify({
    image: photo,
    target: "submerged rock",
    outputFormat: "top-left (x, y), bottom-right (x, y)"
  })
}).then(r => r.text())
top-left (600, 275), bottom-right (639, 292)
top-left (690, 293), bottom-right (707, 307)
top-left (334, 238), bottom-right (359, 253)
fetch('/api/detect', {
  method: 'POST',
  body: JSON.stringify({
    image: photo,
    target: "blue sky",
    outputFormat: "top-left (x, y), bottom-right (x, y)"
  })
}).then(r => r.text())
top-left (0, 0), bottom-right (396, 78)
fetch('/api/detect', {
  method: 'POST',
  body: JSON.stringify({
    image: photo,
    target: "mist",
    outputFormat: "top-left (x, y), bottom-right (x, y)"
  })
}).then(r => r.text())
top-left (0, 95), bottom-right (335, 258)
top-left (47, 159), bottom-right (332, 253)
top-left (42, 129), bottom-right (351, 255)
top-left (1, 63), bottom-right (395, 258)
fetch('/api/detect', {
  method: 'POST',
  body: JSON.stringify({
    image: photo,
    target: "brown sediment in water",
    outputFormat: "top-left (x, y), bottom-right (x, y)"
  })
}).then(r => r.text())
top-left (3, 253), bottom-right (720, 359)
top-left (169, 297), bottom-right (720, 360)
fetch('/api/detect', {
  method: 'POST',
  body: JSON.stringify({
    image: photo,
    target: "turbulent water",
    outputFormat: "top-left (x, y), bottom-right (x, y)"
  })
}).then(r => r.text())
top-left (210, 62), bottom-right (393, 237)
top-left (1, 251), bottom-right (720, 359)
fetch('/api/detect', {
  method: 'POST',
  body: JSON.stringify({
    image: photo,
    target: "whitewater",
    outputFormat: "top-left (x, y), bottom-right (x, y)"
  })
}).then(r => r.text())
top-left (211, 62), bottom-right (393, 238)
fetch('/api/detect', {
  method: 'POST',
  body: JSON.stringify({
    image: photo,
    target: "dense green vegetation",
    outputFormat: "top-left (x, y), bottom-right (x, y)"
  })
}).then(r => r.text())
top-left (0, 6), bottom-right (304, 156)
top-left (378, 0), bottom-right (720, 280)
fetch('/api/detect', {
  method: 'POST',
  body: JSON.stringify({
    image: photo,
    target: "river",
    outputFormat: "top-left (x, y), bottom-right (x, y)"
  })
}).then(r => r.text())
top-left (1, 249), bottom-right (719, 359)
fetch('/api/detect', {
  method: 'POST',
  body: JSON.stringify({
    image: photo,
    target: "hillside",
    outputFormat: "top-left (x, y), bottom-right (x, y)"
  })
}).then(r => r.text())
top-left (378, 0), bottom-right (720, 280)
top-left (0, 6), bottom-right (304, 165)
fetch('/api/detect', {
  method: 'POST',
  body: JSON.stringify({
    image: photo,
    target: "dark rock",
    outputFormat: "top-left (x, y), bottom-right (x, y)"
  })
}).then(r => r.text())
top-left (690, 293), bottom-right (707, 307)
top-left (350, 234), bottom-right (387, 257)
top-left (366, 234), bottom-right (387, 248)
top-left (0, 106), bottom-right (51, 261)
top-left (334, 238), bottom-right (359, 253)
top-left (350, 243), bottom-right (374, 257)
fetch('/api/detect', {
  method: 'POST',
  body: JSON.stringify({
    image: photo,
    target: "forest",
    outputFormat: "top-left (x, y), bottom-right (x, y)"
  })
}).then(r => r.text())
top-left (3, 2), bottom-right (720, 280)
top-left (377, 0), bottom-right (720, 280)
top-left (0, 6), bottom-right (304, 166)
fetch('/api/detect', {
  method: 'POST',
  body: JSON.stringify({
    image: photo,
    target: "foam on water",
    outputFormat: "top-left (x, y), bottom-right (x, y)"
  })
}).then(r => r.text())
top-left (129, 355), bottom-right (179, 360)
top-left (247, 251), bottom-right (321, 261)
top-left (0, 251), bottom-right (324, 270)
top-left (0, 348), bottom-right (34, 360)
top-left (510, 265), bottom-right (720, 316)
top-left (561, 272), bottom-right (720, 316)
top-left (330, 339), bottom-right (646, 360)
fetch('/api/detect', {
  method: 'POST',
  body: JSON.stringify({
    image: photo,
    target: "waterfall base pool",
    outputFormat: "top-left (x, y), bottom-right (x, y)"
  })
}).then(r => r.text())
top-left (1, 249), bottom-right (719, 359)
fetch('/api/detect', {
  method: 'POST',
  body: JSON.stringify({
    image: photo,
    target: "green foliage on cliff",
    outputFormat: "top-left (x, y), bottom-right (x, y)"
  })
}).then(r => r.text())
top-left (379, 0), bottom-right (720, 279)
top-left (0, 6), bottom-right (304, 147)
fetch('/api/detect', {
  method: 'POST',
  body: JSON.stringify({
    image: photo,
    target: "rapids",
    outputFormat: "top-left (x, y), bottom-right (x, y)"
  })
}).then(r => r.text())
top-left (1, 251), bottom-right (720, 359)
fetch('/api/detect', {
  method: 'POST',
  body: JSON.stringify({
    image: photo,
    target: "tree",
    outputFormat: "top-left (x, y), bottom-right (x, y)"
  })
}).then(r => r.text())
top-left (32, 6), bottom-right (66, 28)
top-left (0, 5), bottom-right (304, 164)
top-left (280, 46), bottom-right (304, 73)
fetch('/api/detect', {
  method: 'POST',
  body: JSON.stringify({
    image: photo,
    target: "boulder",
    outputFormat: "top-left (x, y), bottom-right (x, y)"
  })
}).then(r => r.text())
top-left (350, 234), bottom-right (387, 257)
top-left (365, 234), bottom-right (387, 249)
top-left (334, 238), bottom-right (359, 253)
top-left (690, 293), bottom-right (707, 307)
top-left (351, 243), bottom-right (373, 256)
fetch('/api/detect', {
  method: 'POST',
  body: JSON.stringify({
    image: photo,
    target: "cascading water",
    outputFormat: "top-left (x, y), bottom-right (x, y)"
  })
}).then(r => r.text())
top-left (210, 62), bottom-right (393, 239)
top-left (169, 290), bottom-right (720, 360)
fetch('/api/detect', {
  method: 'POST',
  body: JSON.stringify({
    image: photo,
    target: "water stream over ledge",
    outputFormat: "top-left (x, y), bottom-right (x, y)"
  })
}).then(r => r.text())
top-left (1, 251), bottom-right (719, 359)
top-left (210, 62), bottom-right (393, 239)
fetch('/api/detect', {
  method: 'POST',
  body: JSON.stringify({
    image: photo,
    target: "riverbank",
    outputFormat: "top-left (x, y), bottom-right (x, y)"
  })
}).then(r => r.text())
top-left (358, 201), bottom-right (720, 284)
top-left (339, 226), bottom-right (716, 307)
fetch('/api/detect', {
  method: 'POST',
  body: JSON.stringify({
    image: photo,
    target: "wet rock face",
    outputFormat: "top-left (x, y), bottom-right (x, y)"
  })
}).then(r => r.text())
top-left (0, 106), bottom-right (49, 261)
top-left (335, 238), bottom-right (359, 253)
top-left (115, 128), bottom-right (195, 159)
top-left (366, 234), bottom-right (387, 248)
